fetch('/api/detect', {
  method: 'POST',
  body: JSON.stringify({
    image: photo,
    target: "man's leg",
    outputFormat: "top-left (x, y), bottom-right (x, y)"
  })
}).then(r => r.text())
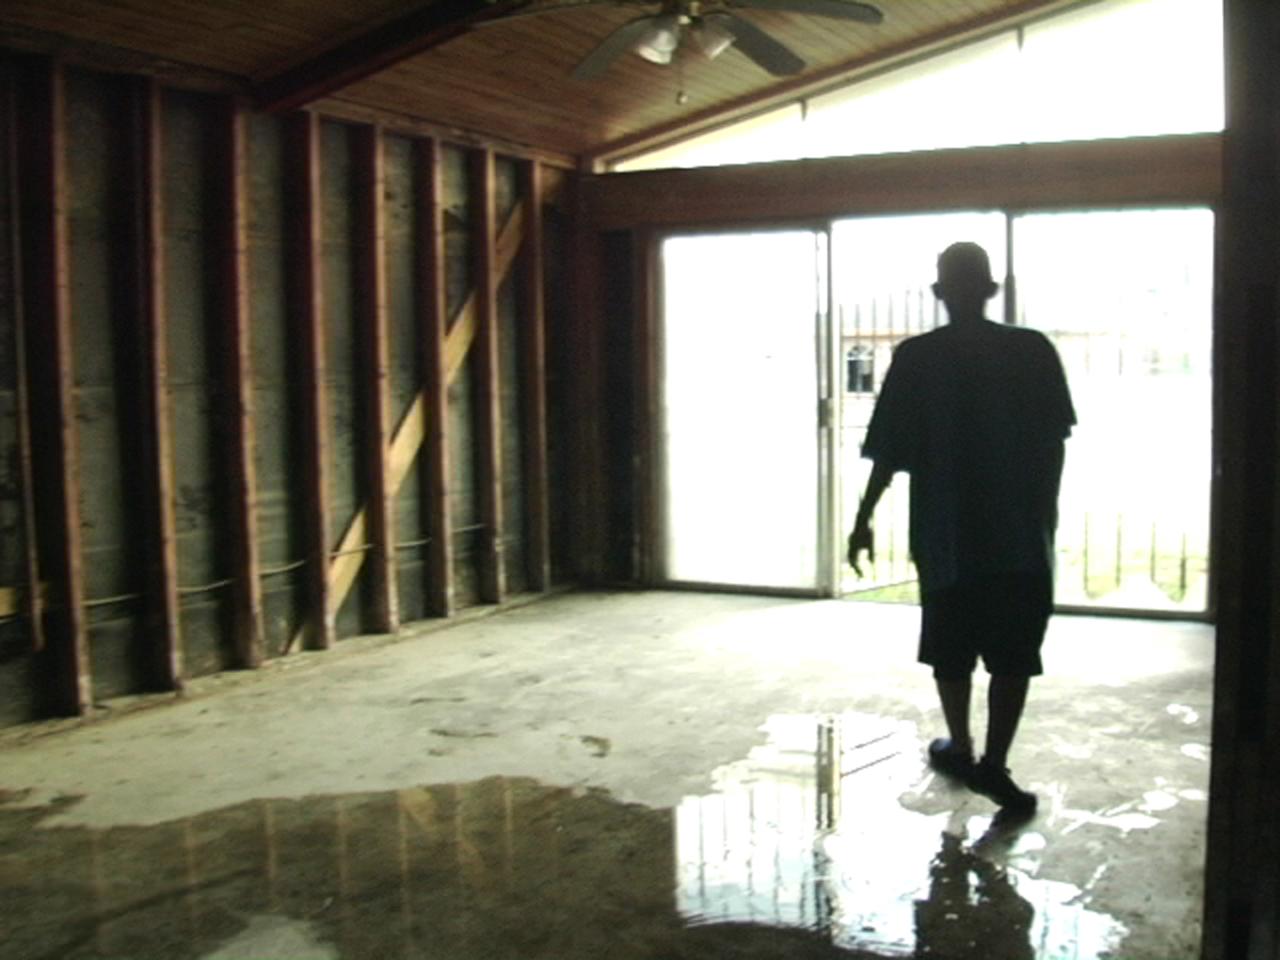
top-left (983, 675), bottom-right (1029, 768)
top-left (965, 573), bottom-right (1043, 816)
top-left (927, 672), bottom-right (976, 778)
top-left (970, 673), bottom-right (1036, 816)
top-left (935, 677), bottom-right (974, 755)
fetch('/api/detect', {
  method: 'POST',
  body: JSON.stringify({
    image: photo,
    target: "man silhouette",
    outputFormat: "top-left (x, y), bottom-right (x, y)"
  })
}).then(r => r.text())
top-left (847, 242), bottom-right (1074, 816)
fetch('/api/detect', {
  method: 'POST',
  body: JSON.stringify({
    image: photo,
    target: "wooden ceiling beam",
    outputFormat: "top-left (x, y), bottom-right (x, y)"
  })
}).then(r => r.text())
top-left (253, 0), bottom-right (532, 113)
top-left (584, 133), bottom-right (1224, 231)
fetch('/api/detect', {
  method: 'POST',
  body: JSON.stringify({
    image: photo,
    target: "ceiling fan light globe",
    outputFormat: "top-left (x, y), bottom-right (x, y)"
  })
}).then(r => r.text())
top-left (633, 17), bottom-right (680, 64)
top-left (692, 19), bottom-right (734, 59)
top-left (635, 42), bottom-right (675, 64)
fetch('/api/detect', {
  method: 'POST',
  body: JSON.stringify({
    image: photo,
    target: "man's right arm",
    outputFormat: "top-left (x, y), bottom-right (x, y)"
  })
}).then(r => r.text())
top-left (850, 343), bottom-right (914, 576)
top-left (848, 459), bottom-right (895, 576)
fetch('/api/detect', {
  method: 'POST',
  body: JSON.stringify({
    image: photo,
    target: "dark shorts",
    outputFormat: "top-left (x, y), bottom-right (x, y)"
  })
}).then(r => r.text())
top-left (919, 571), bottom-right (1053, 680)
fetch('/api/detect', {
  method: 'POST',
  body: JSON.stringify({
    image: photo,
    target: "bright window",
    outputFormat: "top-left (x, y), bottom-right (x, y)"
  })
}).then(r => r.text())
top-left (1017, 0), bottom-right (1224, 143)
top-left (613, 0), bottom-right (1224, 172)
top-left (804, 33), bottom-right (1021, 158)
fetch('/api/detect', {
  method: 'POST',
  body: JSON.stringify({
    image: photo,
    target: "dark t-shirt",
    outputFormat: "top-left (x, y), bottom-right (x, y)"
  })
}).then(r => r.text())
top-left (861, 319), bottom-right (1076, 594)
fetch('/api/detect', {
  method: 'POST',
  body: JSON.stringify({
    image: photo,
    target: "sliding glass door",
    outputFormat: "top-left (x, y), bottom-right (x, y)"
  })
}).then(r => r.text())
top-left (1013, 208), bottom-right (1214, 613)
top-left (659, 231), bottom-right (828, 592)
top-left (657, 209), bottom-right (1214, 614)
top-left (828, 207), bottom-right (1213, 615)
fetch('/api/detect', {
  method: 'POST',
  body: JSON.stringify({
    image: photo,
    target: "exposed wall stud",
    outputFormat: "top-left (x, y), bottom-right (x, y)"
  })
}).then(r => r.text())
top-left (1204, 3), bottom-right (1280, 955)
top-left (419, 138), bottom-right (454, 616)
top-left (567, 176), bottom-right (605, 582)
top-left (469, 148), bottom-right (505, 604)
top-left (632, 227), bottom-right (659, 585)
top-left (3, 60), bottom-right (44, 652)
top-left (287, 111), bottom-right (334, 650)
top-left (518, 159), bottom-right (550, 591)
top-left (356, 124), bottom-right (399, 632)
top-left (131, 76), bottom-right (184, 689)
top-left (218, 98), bottom-right (266, 668)
top-left (18, 57), bottom-right (91, 711)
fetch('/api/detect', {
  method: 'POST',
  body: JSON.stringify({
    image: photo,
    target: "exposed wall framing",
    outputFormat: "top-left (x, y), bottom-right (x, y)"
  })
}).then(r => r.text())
top-left (630, 228), bottom-right (658, 586)
top-left (132, 77), bottom-right (182, 690)
top-left (470, 149), bottom-right (505, 604)
top-left (288, 110), bottom-right (335, 651)
top-left (0, 58), bottom-right (42, 725)
top-left (355, 122), bottom-right (399, 633)
top-left (248, 111), bottom-right (309, 658)
top-left (165, 86), bottom-right (249, 679)
top-left (565, 179), bottom-right (606, 583)
top-left (1204, 4), bottom-right (1280, 957)
top-left (385, 132), bottom-right (428, 625)
top-left (73, 67), bottom-right (168, 701)
top-left (0, 54), bottom-right (568, 726)
top-left (416, 138), bottom-right (454, 618)
top-left (444, 146), bottom-right (480, 608)
top-left (518, 159), bottom-right (551, 592)
top-left (495, 157), bottom-right (526, 598)
top-left (18, 59), bottom-right (90, 713)
top-left (216, 98), bottom-right (266, 669)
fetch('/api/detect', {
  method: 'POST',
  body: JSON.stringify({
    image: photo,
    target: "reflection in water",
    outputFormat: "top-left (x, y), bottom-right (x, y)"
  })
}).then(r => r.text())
top-left (675, 714), bottom-right (1129, 959)
top-left (2, 777), bottom-right (875, 960)
top-left (3, 781), bottom-right (678, 960)
top-left (1, 715), bottom-right (1135, 960)
top-left (914, 832), bottom-right (1033, 960)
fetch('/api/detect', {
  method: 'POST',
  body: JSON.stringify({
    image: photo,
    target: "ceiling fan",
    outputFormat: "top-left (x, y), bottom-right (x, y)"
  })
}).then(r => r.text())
top-left (482, 0), bottom-right (884, 79)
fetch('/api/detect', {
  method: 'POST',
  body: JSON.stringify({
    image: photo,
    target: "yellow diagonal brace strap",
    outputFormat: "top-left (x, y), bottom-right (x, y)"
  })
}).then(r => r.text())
top-left (288, 202), bottom-right (528, 651)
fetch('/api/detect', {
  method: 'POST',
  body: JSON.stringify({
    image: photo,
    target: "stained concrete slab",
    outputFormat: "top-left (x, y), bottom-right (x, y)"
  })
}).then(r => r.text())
top-left (0, 590), bottom-right (1213, 959)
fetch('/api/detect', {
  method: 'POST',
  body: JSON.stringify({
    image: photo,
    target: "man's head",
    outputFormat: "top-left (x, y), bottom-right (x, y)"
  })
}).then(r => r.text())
top-left (932, 242), bottom-right (998, 321)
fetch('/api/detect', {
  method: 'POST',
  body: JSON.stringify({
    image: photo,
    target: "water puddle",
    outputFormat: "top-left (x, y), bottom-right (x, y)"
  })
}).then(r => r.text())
top-left (676, 714), bottom-right (1128, 959)
top-left (1, 714), bottom-right (1154, 959)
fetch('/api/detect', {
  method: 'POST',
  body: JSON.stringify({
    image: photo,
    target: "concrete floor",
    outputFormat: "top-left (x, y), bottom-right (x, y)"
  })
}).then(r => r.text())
top-left (0, 590), bottom-right (1213, 960)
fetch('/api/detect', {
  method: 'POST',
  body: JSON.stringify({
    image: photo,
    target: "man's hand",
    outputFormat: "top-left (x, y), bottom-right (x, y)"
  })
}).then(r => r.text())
top-left (847, 521), bottom-right (874, 578)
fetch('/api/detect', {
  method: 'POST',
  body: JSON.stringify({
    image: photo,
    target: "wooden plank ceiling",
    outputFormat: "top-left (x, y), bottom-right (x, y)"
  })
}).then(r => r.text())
top-left (0, 0), bottom-right (1081, 161)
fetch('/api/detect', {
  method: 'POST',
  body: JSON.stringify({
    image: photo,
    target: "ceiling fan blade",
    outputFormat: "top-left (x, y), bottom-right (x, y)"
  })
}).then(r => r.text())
top-left (727, 0), bottom-right (883, 23)
top-left (572, 16), bottom-right (662, 79)
top-left (716, 13), bottom-right (805, 75)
